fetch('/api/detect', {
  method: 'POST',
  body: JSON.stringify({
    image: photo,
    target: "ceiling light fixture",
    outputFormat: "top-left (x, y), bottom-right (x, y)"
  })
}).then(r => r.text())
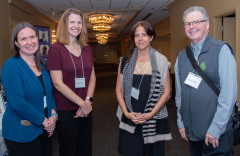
top-left (96, 33), bottom-right (108, 44)
top-left (61, 5), bottom-right (68, 8)
top-left (89, 13), bottom-right (114, 25)
top-left (98, 38), bottom-right (108, 44)
top-left (96, 33), bottom-right (108, 39)
top-left (51, 11), bottom-right (56, 16)
top-left (96, 33), bottom-right (109, 37)
top-left (134, 5), bottom-right (140, 8)
top-left (93, 24), bottom-right (111, 32)
top-left (89, 13), bottom-right (113, 43)
top-left (97, 36), bottom-right (108, 40)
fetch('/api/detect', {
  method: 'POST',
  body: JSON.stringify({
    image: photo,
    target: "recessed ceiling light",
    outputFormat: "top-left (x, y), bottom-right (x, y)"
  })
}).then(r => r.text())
top-left (134, 5), bottom-right (140, 8)
top-left (51, 12), bottom-right (56, 15)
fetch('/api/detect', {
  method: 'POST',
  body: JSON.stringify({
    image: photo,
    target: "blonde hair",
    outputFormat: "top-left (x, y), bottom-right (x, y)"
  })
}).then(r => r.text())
top-left (56, 8), bottom-right (88, 47)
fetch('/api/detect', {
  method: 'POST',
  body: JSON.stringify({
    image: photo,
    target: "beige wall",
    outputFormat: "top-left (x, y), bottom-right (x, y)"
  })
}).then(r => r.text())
top-left (0, 0), bottom-right (11, 74)
top-left (9, 0), bottom-right (57, 31)
top-left (152, 17), bottom-right (171, 63)
top-left (169, 0), bottom-right (240, 100)
top-left (154, 17), bottom-right (170, 37)
top-left (0, 0), bottom-right (58, 74)
top-left (152, 36), bottom-right (171, 62)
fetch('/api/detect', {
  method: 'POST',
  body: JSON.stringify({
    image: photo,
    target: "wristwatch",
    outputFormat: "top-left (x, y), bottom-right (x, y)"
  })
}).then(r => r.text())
top-left (86, 96), bottom-right (93, 103)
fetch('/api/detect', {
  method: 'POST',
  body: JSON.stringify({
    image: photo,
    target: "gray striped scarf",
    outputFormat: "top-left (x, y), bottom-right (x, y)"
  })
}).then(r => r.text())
top-left (122, 47), bottom-right (158, 112)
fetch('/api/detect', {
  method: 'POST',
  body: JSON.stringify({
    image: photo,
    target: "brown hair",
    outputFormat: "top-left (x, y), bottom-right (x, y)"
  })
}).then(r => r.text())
top-left (126, 21), bottom-right (156, 62)
top-left (11, 22), bottom-right (45, 71)
top-left (56, 8), bottom-right (88, 47)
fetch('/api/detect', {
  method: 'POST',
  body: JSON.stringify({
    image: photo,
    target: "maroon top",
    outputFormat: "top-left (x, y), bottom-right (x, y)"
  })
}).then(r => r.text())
top-left (47, 42), bottom-right (93, 111)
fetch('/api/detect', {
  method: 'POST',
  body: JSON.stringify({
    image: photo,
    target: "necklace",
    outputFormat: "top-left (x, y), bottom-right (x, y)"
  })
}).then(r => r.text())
top-left (27, 63), bottom-right (36, 68)
top-left (21, 56), bottom-right (37, 68)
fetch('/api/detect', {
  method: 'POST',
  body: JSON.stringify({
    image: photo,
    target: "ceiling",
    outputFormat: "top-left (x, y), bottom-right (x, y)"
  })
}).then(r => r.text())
top-left (25, 0), bottom-right (175, 43)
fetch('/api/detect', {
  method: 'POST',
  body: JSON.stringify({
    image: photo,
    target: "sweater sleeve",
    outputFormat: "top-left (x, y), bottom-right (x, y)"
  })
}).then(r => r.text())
top-left (1, 62), bottom-right (45, 126)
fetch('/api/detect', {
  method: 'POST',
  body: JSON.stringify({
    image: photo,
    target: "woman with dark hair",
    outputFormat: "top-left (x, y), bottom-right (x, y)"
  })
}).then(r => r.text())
top-left (1, 22), bottom-right (57, 156)
top-left (116, 21), bottom-right (172, 156)
top-left (47, 8), bottom-right (96, 156)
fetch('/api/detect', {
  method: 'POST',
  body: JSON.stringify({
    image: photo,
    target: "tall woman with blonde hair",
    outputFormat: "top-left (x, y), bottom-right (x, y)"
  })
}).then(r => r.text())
top-left (47, 8), bottom-right (96, 156)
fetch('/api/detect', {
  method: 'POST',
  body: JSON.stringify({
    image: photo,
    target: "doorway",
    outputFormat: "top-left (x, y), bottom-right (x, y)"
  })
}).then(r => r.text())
top-left (215, 12), bottom-right (236, 53)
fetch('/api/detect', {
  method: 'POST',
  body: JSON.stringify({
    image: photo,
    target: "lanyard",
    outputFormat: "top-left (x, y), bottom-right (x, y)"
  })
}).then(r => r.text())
top-left (65, 45), bottom-right (85, 78)
top-left (135, 61), bottom-right (149, 90)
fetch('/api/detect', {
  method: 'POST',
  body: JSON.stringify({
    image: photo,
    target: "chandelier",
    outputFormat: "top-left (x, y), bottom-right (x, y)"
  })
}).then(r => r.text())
top-left (98, 38), bottom-right (108, 44)
top-left (89, 14), bottom-right (114, 25)
top-left (96, 33), bottom-right (108, 40)
top-left (97, 36), bottom-right (108, 40)
top-left (96, 33), bottom-right (108, 44)
top-left (92, 24), bottom-right (111, 32)
top-left (89, 13), bottom-right (114, 44)
top-left (96, 33), bottom-right (109, 37)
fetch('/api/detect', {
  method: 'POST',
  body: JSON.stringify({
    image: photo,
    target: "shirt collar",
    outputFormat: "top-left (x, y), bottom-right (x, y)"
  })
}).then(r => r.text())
top-left (191, 34), bottom-right (209, 51)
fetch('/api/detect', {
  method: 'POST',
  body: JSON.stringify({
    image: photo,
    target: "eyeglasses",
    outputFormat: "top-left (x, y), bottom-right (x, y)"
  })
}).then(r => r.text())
top-left (184, 20), bottom-right (207, 27)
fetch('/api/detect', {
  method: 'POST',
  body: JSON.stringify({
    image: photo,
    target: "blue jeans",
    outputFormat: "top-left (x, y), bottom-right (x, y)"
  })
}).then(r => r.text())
top-left (189, 128), bottom-right (233, 156)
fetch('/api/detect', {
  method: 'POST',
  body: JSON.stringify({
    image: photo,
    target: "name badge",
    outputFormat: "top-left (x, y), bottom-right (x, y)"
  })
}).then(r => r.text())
top-left (43, 96), bottom-right (47, 108)
top-left (131, 87), bottom-right (140, 100)
top-left (184, 72), bottom-right (202, 89)
top-left (75, 78), bottom-right (85, 88)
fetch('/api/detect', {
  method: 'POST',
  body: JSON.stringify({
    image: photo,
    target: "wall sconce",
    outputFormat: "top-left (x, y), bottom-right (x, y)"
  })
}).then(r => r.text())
top-left (51, 30), bottom-right (56, 44)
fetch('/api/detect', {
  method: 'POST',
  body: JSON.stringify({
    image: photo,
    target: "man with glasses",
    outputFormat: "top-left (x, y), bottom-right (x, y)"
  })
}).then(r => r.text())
top-left (174, 6), bottom-right (237, 155)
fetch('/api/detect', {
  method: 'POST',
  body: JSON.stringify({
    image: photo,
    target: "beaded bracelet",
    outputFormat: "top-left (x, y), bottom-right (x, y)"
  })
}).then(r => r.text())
top-left (51, 113), bottom-right (58, 120)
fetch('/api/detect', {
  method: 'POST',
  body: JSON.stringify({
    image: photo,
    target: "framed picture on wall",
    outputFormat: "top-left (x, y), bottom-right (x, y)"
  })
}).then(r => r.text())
top-left (34, 26), bottom-right (50, 61)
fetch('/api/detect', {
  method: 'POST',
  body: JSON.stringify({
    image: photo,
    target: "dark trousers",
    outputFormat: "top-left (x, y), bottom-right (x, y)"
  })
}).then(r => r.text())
top-left (41, 130), bottom-right (53, 156)
top-left (146, 141), bottom-right (165, 156)
top-left (4, 130), bottom-right (52, 156)
top-left (118, 124), bottom-right (165, 156)
top-left (57, 110), bottom-right (92, 156)
top-left (189, 128), bottom-right (233, 156)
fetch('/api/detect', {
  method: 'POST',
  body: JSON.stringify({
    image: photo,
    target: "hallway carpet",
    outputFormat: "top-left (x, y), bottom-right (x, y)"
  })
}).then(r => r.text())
top-left (53, 64), bottom-right (240, 156)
